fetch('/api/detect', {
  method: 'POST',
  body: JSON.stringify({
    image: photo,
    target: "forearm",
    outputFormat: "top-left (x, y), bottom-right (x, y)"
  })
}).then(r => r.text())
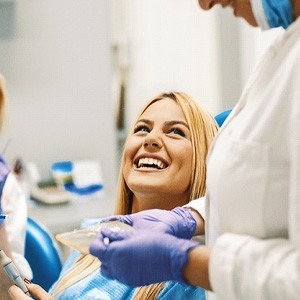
top-left (182, 245), bottom-right (212, 290)
top-left (189, 209), bottom-right (205, 235)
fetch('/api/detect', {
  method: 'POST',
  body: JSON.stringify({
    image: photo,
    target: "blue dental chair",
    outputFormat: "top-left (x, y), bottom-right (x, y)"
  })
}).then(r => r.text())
top-left (214, 109), bottom-right (232, 127)
top-left (25, 218), bottom-right (62, 291)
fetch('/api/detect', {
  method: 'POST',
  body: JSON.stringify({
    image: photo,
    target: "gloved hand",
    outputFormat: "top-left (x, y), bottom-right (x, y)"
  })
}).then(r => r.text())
top-left (101, 207), bottom-right (196, 239)
top-left (0, 155), bottom-right (10, 226)
top-left (89, 228), bottom-right (199, 286)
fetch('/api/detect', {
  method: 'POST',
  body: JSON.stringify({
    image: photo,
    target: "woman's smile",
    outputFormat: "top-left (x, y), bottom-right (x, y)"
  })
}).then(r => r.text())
top-left (134, 155), bottom-right (168, 171)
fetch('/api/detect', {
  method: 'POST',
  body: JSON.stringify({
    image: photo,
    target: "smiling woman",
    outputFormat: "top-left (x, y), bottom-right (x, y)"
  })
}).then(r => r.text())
top-left (124, 98), bottom-right (193, 212)
top-left (117, 92), bottom-right (219, 215)
top-left (8, 91), bottom-right (218, 300)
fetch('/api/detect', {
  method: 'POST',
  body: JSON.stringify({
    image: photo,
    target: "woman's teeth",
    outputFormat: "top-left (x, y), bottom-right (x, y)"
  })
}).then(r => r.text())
top-left (137, 158), bottom-right (166, 169)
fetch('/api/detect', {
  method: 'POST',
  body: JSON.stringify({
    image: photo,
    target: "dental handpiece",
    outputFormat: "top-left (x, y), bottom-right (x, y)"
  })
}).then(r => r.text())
top-left (0, 250), bottom-right (30, 296)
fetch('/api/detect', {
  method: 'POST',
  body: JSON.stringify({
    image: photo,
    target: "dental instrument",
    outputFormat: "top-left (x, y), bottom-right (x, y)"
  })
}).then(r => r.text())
top-left (0, 250), bottom-right (30, 296)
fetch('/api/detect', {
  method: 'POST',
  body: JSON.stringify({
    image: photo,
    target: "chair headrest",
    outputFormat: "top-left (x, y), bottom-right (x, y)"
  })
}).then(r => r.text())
top-left (214, 109), bottom-right (232, 127)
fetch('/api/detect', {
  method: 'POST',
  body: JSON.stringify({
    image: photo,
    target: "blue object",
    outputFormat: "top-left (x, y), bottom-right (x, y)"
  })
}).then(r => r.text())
top-left (25, 218), bottom-right (62, 291)
top-left (262, 0), bottom-right (293, 28)
top-left (64, 182), bottom-right (103, 195)
top-left (51, 161), bottom-right (73, 173)
top-left (51, 161), bottom-right (103, 195)
top-left (214, 109), bottom-right (232, 127)
top-left (0, 155), bottom-right (10, 226)
top-left (90, 229), bottom-right (199, 286)
top-left (250, 0), bottom-right (293, 29)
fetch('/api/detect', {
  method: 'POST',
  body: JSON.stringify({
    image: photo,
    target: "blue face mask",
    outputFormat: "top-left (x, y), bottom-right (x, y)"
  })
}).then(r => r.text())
top-left (250, 0), bottom-right (294, 30)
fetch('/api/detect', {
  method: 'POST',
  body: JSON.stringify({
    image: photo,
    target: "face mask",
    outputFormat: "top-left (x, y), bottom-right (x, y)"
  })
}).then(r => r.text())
top-left (250, 0), bottom-right (294, 30)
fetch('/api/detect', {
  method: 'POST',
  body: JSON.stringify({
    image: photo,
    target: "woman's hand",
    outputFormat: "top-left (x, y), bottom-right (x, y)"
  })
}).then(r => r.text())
top-left (8, 283), bottom-right (54, 300)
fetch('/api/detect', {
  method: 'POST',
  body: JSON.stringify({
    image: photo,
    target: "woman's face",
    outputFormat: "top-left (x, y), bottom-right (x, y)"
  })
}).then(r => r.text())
top-left (123, 98), bottom-right (193, 204)
top-left (198, 0), bottom-right (257, 27)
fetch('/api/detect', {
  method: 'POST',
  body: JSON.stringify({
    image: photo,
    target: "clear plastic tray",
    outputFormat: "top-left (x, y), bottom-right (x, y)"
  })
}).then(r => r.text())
top-left (55, 221), bottom-right (133, 254)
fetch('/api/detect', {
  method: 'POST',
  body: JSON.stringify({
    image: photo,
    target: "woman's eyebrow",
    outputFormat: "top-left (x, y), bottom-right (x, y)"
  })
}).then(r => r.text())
top-left (136, 119), bottom-right (189, 129)
top-left (165, 120), bottom-right (189, 129)
top-left (135, 119), bottom-right (152, 125)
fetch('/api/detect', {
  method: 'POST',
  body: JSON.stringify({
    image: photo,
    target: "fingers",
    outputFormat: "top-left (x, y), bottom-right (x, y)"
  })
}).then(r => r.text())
top-left (8, 283), bottom-right (54, 300)
top-left (8, 285), bottom-right (31, 299)
top-left (26, 283), bottom-right (54, 299)
top-left (101, 215), bottom-right (133, 226)
top-left (101, 227), bottom-right (132, 241)
top-left (89, 233), bottom-right (108, 259)
top-left (100, 216), bottom-right (120, 223)
top-left (89, 229), bottom-right (136, 259)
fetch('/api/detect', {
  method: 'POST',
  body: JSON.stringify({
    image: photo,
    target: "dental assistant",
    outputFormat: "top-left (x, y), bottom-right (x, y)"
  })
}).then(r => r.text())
top-left (0, 75), bottom-right (32, 300)
top-left (89, 1), bottom-right (300, 299)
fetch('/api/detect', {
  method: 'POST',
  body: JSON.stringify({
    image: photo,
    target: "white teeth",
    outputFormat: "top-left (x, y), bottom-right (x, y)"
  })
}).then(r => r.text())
top-left (137, 158), bottom-right (166, 169)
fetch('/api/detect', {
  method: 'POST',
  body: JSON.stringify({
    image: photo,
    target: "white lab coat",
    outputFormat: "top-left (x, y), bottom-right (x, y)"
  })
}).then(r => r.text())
top-left (2, 173), bottom-right (33, 279)
top-left (190, 17), bottom-right (300, 299)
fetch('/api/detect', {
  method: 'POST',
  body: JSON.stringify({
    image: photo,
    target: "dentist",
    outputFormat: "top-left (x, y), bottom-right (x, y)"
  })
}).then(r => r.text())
top-left (89, 1), bottom-right (300, 299)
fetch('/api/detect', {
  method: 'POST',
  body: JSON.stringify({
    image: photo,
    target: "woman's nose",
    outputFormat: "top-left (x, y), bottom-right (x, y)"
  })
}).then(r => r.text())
top-left (198, 0), bottom-right (216, 10)
top-left (144, 133), bottom-right (162, 150)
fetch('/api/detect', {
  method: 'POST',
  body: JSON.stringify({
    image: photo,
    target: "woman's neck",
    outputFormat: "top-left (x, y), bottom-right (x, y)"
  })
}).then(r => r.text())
top-left (131, 193), bottom-right (189, 213)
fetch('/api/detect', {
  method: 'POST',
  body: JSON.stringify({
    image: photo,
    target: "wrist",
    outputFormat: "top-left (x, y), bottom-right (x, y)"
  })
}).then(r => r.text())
top-left (171, 238), bottom-right (199, 283)
top-left (183, 245), bottom-right (211, 290)
top-left (172, 207), bottom-right (197, 239)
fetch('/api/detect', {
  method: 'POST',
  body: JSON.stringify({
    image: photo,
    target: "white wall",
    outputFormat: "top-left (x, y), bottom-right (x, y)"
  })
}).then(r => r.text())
top-left (0, 1), bottom-right (117, 203)
top-left (110, 1), bottom-right (261, 133)
top-left (111, 0), bottom-right (226, 131)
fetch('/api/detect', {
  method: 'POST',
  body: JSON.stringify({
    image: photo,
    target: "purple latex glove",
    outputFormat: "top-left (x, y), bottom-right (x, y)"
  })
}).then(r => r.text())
top-left (101, 207), bottom-right (196, 239)
top-left (89, 228), bottom-right (199, 286)
top-left (0, 155), bottom-right (10, 226)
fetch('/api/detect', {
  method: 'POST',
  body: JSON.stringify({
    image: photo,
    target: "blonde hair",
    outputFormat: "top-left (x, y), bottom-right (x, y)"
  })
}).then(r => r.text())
top-left (0, 74), bottom-right (7, 132)
top-left (53, 91), bottom-right (218, 299)
top-left (115, 91), bottom-right (218, 215)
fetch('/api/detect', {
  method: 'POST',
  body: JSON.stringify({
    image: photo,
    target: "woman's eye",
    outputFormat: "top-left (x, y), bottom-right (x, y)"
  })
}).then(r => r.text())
top-left (134, 126), bottom-right (150, 133)
top-left (169, 128), bottom-right (185, 137)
